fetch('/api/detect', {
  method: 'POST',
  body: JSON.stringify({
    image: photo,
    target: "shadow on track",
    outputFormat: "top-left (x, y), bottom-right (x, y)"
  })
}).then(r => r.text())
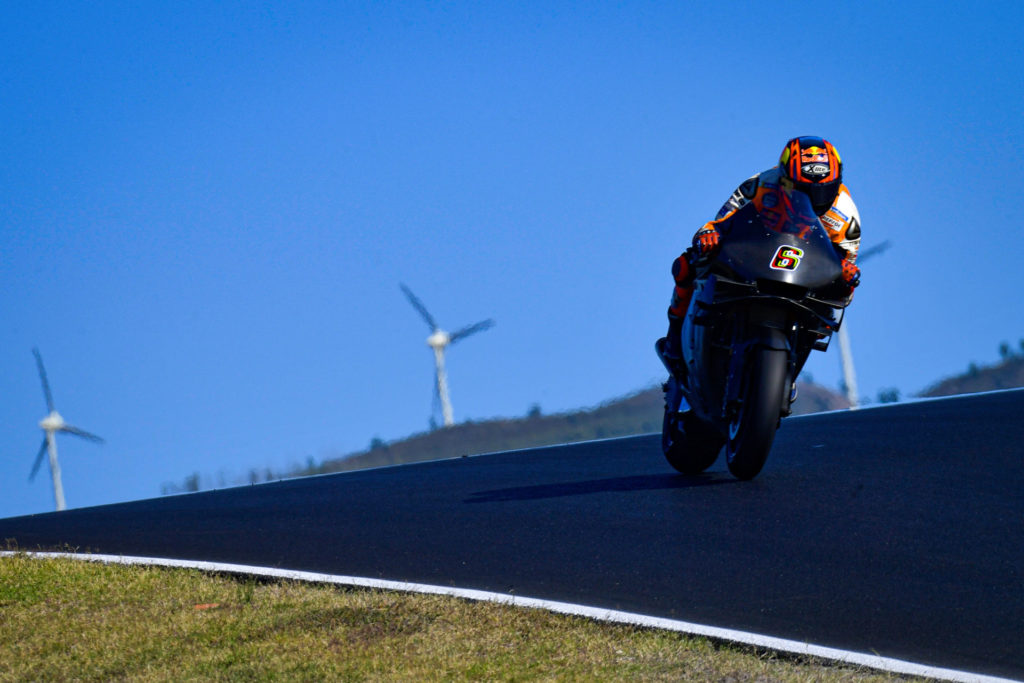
top-left (465, 472), bottom-right (735, 503)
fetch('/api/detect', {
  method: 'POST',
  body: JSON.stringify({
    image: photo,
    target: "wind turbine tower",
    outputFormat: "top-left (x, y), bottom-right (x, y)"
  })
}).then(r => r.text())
top-left (29, 348), bottom-right (105, 511)
top-left (400, 284), bottom-right (495, 427)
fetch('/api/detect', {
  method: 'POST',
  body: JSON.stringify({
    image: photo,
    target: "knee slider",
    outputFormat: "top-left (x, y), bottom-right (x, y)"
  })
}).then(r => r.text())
top-left (672, 254), bottom-right (694, 286)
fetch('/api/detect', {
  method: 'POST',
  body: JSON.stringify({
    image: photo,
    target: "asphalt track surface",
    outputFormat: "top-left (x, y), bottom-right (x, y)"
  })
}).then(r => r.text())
top-left (2, 390), bottom-right (1022, 680)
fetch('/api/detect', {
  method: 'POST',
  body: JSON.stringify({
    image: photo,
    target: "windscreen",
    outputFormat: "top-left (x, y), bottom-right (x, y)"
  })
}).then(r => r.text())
top-left (755, 186), bottom-right (823, 240)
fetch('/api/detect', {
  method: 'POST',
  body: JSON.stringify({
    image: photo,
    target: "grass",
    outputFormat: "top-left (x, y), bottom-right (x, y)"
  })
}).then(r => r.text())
top-left (0, 553), bottom-right (924, 682)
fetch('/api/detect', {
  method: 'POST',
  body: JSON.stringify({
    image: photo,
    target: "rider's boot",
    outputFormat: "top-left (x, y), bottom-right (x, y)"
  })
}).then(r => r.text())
top-left (663, 314), bottom-right (683, 360)
top-left (658, 313), bottom-right (685, 378)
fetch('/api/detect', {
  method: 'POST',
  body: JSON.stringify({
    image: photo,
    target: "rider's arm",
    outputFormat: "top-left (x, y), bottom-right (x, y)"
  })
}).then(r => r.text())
top-left (693, 174), bottom-right (761, 254)
top-left (821, 187), bottom-right (862, 292)
top-left (821, 186), bottom-right (861, 262)
top-left (713, 175), bottom-right (759, 220)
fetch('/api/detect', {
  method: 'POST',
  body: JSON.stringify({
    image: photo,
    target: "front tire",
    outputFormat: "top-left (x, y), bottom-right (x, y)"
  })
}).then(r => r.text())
top-left (726, 346), bottom-right (789, 480)
top-left (663, 409), bottom-right (725, 474)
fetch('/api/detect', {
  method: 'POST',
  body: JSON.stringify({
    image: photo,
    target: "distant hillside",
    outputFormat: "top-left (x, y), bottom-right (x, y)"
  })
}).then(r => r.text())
top-left (313, 379), bottom-right (848, 475)
top-left (920, 355), bottom-right (1024, 398)
top-left (165, 341), bottom-right (1024, 495)
top-left (304, 351), bottom-right (1024, 478)
top-left (162, 379), bottom-right (849, 493)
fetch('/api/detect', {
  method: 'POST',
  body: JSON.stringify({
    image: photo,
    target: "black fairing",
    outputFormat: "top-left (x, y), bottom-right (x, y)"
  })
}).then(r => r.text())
top-left (715, 195), bottom-right (843, 289)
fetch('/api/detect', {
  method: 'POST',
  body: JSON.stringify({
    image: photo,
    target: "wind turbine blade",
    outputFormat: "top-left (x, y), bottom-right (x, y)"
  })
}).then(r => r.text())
top-left (61, 425), bottom-right (105, 443)
top-left (449, 319), bottom-right (495, 344)
top-left (29, 437), bottom-right (48, 481)
top-left (33, 348), bottom-right (55, 412)
top-left (857, 240), bottom-right (892, 263)
top-left (400, 283), bottom-right (439, 331)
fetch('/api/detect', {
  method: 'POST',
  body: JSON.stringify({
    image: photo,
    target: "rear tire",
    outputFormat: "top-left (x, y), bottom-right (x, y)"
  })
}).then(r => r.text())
top-left (726, 347), bottom-right (789, 480)
top-left (662, 409), bottom-right (725, 474)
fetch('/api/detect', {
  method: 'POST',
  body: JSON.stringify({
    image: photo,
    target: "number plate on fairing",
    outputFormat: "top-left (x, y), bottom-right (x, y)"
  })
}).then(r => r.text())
top-left (770, 245), bottom-right (804, 271)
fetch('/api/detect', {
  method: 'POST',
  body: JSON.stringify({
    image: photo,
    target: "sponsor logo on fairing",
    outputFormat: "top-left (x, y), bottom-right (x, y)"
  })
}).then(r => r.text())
top-left (770, 245), bottom-right (804, 271)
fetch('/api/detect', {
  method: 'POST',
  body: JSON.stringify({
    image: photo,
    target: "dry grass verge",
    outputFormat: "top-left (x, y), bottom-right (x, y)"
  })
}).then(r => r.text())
top-left (0, 554), bottom-right (922, 681)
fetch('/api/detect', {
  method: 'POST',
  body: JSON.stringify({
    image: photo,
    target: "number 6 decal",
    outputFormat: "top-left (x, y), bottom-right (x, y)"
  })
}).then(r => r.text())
top-left (770, 245), bottom-right (804, 271)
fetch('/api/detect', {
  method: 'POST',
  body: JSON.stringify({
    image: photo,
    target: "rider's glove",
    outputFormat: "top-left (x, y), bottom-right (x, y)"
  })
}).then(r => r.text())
top-left (692, 226), bottom-right (721, 257)
top-left (842, 259), bottom-right (861, 289)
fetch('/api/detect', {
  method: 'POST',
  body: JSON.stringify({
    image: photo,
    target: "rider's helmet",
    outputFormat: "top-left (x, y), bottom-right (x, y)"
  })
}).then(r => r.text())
top-left (779, 136), bottom-right (842, 215)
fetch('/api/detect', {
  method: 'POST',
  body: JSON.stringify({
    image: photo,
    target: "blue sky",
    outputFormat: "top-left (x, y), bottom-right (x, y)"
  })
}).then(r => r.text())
top-left (3, 1), bottom-right (1022, 518)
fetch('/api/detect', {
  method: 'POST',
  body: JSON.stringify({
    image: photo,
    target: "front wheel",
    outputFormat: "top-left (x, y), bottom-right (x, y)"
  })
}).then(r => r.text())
top-left (663, 408), bottom-right (725, 475)
top-left (726, 346), bottom-right (789, 480)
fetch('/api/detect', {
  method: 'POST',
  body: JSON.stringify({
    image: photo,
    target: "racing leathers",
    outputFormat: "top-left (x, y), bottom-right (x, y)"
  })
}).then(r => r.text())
top-left (665, 167), bottom-right (861, 356)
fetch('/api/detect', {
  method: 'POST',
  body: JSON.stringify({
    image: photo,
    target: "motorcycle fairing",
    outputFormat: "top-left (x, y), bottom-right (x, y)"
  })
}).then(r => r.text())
top-left (714, 190), bottom-right (843, 291)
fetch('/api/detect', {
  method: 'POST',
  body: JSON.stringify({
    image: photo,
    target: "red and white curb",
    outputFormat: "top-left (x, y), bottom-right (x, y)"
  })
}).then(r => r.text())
top-left (2, 551), bottom-right (1017, 683)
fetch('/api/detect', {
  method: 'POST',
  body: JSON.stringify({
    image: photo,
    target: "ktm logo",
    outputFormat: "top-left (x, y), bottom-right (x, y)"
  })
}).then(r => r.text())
top-left (771, 245), bottom-right (804, 271)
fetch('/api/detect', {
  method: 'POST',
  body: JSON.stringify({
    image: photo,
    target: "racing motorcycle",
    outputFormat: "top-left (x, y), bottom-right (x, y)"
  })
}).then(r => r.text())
top-left (655, 188), bottom-right (852, 480)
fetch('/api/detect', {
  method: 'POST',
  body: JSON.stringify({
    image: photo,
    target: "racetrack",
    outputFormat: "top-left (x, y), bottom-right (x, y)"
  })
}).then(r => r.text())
top-left (2, 389), bottom-right (1022, 681)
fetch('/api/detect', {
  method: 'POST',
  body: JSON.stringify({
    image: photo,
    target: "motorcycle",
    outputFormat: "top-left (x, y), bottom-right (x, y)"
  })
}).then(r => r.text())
top-left (655, 187), bottom-right (852, 480)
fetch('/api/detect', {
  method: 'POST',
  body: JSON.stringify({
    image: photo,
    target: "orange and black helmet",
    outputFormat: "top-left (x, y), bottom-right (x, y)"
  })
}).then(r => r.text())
top-left (779, 136), bottom-right (842, 215)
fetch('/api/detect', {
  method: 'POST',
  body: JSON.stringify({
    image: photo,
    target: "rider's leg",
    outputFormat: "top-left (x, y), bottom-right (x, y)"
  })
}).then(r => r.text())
top-left (663, 254), bottom-right (694, 359)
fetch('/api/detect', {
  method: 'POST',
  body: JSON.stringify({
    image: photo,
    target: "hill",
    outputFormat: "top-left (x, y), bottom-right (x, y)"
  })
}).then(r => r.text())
top-left (157, 339), bottom-right (1024, 493)
top-left (166, 340), bottom-right (1024, 493)
top-left (920, 354), bottom-right (1024, 398)
top-left (311, 379), bottom-right (847, 475)
top-left (161, 379), bottom-right (849, 492)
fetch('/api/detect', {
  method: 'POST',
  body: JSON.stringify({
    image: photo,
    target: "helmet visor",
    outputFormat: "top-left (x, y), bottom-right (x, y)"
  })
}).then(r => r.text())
top-left (796, 179), bottom-right (840, 214)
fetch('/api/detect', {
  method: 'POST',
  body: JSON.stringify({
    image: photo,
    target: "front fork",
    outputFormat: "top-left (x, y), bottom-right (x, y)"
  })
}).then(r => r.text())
top-left (722, 321), bottom-right (795, 421)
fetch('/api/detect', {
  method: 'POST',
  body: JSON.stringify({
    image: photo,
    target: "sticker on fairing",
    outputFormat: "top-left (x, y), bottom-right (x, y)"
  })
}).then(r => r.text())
top-left (770, 245), bottom-right (804, 271)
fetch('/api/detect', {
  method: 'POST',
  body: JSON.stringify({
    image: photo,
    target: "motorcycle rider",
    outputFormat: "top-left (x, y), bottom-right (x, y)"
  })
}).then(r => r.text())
top-left (662, 136), bottom-right (861, 363)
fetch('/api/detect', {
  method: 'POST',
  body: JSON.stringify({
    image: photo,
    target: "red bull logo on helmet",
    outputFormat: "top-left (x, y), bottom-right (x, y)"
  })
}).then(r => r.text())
top-left (799, 147), bottom-right (831, 180)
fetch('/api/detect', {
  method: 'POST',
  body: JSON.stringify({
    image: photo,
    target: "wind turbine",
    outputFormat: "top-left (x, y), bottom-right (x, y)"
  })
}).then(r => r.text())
top-left (28, 348), bottom-right (104, 511)
top-left (400, 283), bottom-right (495, 428)
top-left (839, 240), bottom-right (891, 409)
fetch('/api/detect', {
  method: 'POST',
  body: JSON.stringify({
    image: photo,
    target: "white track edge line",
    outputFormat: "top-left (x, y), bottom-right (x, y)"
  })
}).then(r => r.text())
top-left (2, 551), bottom-right (1016, 683)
